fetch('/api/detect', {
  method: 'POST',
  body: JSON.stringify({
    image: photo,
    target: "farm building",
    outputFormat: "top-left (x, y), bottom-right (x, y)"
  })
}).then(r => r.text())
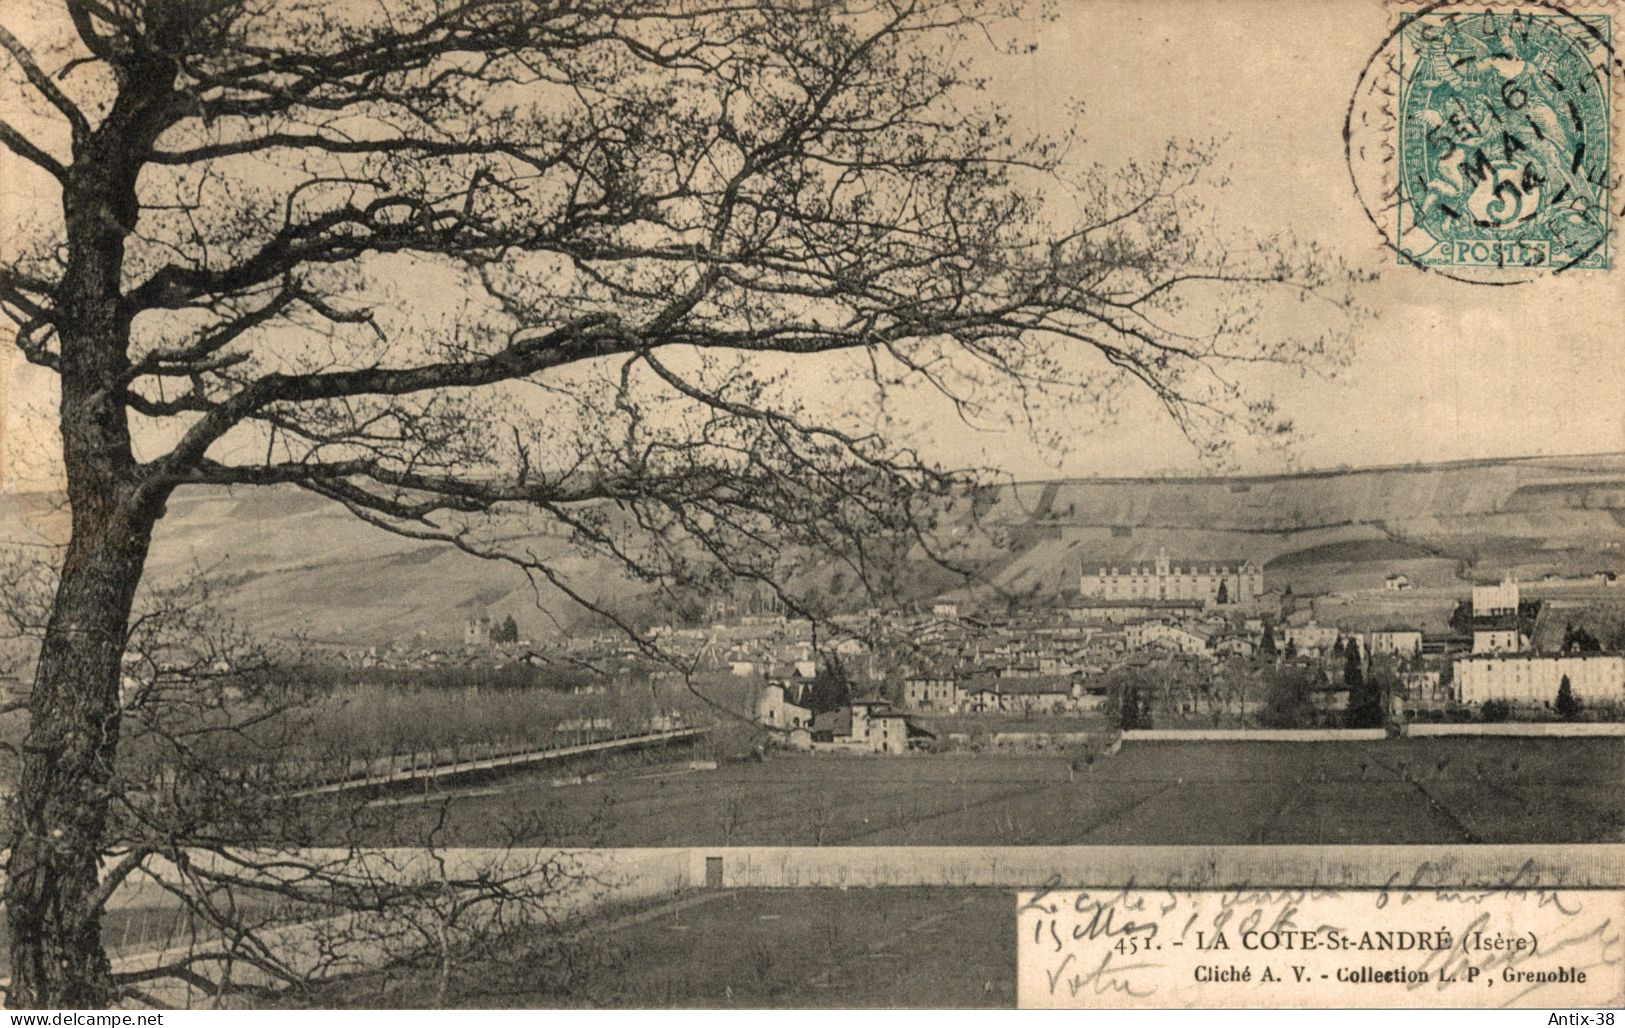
top-left (757, 680), bottom-right (814, 730)
top-left (960, 674), bottom-right (1092, 715)
top-left (1367, 628), bottom-right (1423, 658)
top-left (803, 695), bottom-right (931, 754)
top-left (902, 674), bottom-right (960, 711)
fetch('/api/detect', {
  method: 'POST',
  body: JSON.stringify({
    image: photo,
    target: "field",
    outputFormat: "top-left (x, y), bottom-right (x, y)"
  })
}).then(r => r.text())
top-left (356, 737), bottom-right (1625, 847)
top-left (302, 887), bottom-right (1016, 1009)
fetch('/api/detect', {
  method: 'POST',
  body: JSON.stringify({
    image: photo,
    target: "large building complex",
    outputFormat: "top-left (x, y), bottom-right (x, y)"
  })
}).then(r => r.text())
top-left (1080, 548), bottom-right (1263, 605)
top-left (1455, 652), bottom-right (1625, 706)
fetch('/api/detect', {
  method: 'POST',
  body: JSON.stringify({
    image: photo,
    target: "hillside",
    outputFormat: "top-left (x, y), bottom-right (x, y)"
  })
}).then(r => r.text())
top-left (2, 453), bottom-right (1621, 646)
top-left (950, 453), bottom-right (1625, 601)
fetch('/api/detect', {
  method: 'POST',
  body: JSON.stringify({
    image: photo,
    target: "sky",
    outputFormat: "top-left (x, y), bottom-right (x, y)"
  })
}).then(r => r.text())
top-left (924, 0), bottom-right (1625, 477)
top-left (1, 0), bottom-right (1621, 488)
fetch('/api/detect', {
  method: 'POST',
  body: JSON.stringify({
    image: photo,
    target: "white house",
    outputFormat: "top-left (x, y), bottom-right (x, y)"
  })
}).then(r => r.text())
top-left (1367, 628), bottom-right (1423, 658)
top-left (1279, 622), bottom-right (1339, 656)
top-left (1472, 577), bottom-right (1520, 617)
top-left (1472, 627), bottom-right (1527, 654)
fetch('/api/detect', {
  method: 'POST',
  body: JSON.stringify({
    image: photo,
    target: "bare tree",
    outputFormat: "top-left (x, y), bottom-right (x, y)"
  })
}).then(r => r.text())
top-left (1, 0), bottom-right (1358, 1004)
top-left (2, 549), bottom-right (612, 1008)
top-left (719, 795), bottom-right (743, 846)
top-left (345, 811), bottom-right (604, 1008)
top-left (809, 795), bottom-right (838, 847)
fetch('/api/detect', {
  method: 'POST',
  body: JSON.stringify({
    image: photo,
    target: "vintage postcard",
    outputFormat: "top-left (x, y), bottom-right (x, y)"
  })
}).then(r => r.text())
top-left (0, 0), bottom-right (1621, 1014)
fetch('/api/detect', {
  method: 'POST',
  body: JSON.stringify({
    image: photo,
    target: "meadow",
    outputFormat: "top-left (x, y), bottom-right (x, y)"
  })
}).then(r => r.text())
top-left (351, 736), bottom-right (1625, 847)
top-left (293, 887), bottom-right (1017, 1009)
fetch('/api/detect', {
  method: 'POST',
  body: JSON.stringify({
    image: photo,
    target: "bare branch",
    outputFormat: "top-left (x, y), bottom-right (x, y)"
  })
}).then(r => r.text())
top-left (0, 23), bottom-right (92, 141)
top-left (0, 116), bottom-right (67, 183)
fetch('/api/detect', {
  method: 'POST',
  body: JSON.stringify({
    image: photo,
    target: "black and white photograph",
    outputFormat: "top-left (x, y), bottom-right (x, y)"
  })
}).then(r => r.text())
top-left (0, 0), bottom-right (1621, 1012)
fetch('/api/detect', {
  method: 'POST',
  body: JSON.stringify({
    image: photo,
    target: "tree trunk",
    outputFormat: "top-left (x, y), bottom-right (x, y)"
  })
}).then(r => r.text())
top-left (0, 42), bottom-right (181, 1004)
top-left (4, 502), bottom-right (154, 1008)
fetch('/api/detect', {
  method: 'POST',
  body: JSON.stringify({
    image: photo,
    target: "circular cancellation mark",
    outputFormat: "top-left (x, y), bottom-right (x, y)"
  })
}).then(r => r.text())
top-left (1345, 0), bottom-right (1618, 284)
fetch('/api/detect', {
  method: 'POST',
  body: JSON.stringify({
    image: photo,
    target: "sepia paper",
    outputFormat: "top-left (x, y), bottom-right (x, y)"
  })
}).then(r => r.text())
top-left (1018, 884), bottom-right (1625, 1008)
top-left (0, 0), bottom-right (1622, 1012)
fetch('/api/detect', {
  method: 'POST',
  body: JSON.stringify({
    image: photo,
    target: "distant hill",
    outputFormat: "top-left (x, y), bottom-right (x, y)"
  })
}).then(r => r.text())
top-left (2, 452), bottom-right (1621, 646)
top-left (944, 452), bottom-right (1625, 603)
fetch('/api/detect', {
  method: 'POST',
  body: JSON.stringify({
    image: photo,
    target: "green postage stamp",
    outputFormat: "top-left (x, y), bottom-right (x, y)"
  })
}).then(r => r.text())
top-left (1396, 8), bottom-right (1613, 271)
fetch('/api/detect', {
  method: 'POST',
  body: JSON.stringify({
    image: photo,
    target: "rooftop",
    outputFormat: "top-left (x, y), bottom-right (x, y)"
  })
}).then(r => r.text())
top-left (962, 672), bottom-right (1079, 695)
top-left (1066, 598), bottom-right (1205, 609)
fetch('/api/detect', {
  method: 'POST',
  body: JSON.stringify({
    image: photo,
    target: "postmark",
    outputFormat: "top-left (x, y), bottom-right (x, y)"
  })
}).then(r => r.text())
top-left (1346, 1), bottom-right (1619, 282)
